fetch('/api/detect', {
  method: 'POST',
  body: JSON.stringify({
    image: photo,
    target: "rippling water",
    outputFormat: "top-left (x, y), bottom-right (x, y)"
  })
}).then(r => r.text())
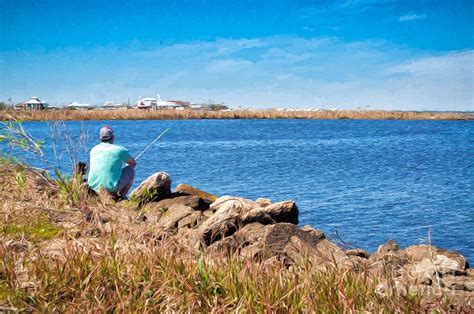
top-left (17, 119), bottom-right (474, 262)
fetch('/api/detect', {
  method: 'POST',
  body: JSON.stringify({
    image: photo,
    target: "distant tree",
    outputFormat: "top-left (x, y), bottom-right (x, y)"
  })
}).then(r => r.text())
top-left (208, 104), bottom-right (228, 111)
top-left (0, 102), bottom-right (8, 111)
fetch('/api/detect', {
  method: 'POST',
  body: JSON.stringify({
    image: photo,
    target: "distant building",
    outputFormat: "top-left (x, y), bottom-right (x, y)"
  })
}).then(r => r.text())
top-left (169, 100), bottom-right (191, 107)
top-left (189, 103), bottom-right (228, 111)
top-left (189, 104), bottom-right (205, 111)
top-left (156, 100), bottom-right (180, 109)
top-left (135, 98), bottom-right (157, 110)
top-left (65, 102), bottom-right (94, 110)
top-left (15, 97), bottom-right (48, 110)
top-left (135, 96), bottom-right (188, 110)
top-left (101, 102), bottom-right (129, 110)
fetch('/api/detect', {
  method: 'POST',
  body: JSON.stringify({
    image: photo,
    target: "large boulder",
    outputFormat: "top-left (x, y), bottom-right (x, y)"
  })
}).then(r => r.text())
top-left (369, 240), bottom-right (409, 276)
top-left (148, 194), bottom-right (210, 211)
top-left (405, 245), bottom-right (468, 272)
top-left (177, 211), bottom-right (205, 229)
top-left (241, 200), bottom-right (298, 225)
top-left (441, 275), bottom-right (474, 291)
top-left (199, 210), bottom-right (241, 245)
top-left (207, 222), bottom-right (351, 269)
top-left (403, 245), bottom-right (469, 283)
top-left (345, 248), bottom-right (370, 259)
top-left (208, 196), bottom-right (255, 214)
top-left (156, 205), bottom-right (195, 231)
top-left (130, 172), bottom-right (171, 204)
top-left (174, 184), bottom-right (217, 203)
top-left (197, 196), bottom-right (260, 245)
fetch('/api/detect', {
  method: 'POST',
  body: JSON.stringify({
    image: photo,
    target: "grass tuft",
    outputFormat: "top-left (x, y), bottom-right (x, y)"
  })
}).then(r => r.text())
top-left (2, 222), bottom-right (63, 242)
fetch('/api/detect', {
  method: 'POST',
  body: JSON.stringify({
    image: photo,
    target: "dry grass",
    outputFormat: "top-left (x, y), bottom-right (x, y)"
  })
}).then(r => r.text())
top-left (2, 108), bottom-right (472, 121)
top-left (1, 161), bottom-right (471, 312)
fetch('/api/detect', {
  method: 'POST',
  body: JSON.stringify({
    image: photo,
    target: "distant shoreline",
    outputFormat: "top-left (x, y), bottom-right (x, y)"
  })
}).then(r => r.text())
top-left (1, 109), bottom-right (473, 121)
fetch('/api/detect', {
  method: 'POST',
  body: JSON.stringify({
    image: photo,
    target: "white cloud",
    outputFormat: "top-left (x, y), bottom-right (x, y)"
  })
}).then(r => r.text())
top-left (399, 14), bottom-right (426, 22)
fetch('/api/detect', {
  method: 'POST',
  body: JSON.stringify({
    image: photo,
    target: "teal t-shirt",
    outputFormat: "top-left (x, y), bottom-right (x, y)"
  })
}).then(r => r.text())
top-left (87, 142), bottom-right (131, 192)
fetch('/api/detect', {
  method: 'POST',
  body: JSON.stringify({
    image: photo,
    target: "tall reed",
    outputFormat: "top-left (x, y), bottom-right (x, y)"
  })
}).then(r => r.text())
top-left (2, 108), bottom-right (472, 121)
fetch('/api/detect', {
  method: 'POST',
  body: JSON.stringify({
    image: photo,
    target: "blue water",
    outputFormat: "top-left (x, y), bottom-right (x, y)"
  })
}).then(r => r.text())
top-left (12, 119), bottom-right (474, 262)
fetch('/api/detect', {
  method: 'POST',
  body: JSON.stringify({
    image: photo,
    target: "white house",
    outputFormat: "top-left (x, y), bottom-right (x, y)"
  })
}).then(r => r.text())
top-left (15, 97), bottom-right (48, 110)
top-left (135, 98), bottom-right (157, 110)
top-left (135, 94), bottom-right (185, 110)
top-left (65, 102), bottom-right (94, 110)
top-left (101, 102), bottom-right (129, 110)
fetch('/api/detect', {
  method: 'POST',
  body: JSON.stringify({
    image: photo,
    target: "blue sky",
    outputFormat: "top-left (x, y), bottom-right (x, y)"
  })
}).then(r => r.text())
top-left (0, 0), bottom-right (473, 110)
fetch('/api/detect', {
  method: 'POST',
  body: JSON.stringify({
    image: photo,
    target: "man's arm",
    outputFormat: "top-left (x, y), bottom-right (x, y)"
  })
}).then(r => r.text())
top-left (126, 157), bottom-right (137, 168)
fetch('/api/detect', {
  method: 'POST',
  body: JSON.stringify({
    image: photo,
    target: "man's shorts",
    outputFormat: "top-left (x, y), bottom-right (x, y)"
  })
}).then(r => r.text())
top-left (112, 165), bottom-right (135, 195)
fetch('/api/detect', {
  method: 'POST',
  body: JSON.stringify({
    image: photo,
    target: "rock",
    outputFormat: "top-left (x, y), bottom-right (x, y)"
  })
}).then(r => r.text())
top-left (240, 244), bottom-right (261, 259)
top-left (282, 235), bottom-right (320, 266)
top-left (234, 222), bottom-right (269, 245)
top-left (297, 225), bottom-right (326, 247)
top-left (263, 201), bottom-right (298, 224)
top-left (402, 245), bottom-right (469, 284)
top-left (369, 240), bottom-right (408, 276)
top-left (405, 245), bottom-right (468, 272)
top-left (207, 235), bottom-right (240, 254)
top-left (255, 198), bottom-right (272, 207)
top-left (408, 258), bottom-right (468, 284)
top-left (199, 210), bottom-right (241, 245)
top-left (177, 212), bottom-right (204, 229)
top-left (175, 184), bottom-right (217, 203)
top-left (139, 203), bottom-right (165, 223)
top-left (150, 194), bottom-right (210, 211)
top-left (242, 200), bottom-right (298, 225)
top-left (374, 239), bottom-right (401, 257)
top-left (238, 223), bottom-right (344, 267)
top-left (192, 196), bottom-right (257, 245)
top-left (209, 196), bottom-right (255, 214)
top-left (176, 228), bottom-right (204, 250)
top-left (468, 268), bottom-right (474, 277)
top-left (241, 208), bottom-right (274, 225)
top-left (416, 285), bottom-right (474, 307)
top-left (345, 248), bottom-right (370, 259)
top-left (442, 275), bottom-right (474, 291)
top-left (130, 172), bottom-right (171, 204)
top-left (202, 210), bottom-right (214, 218)
top-left (311, 238), bottom-right (350, 265)
top-left (156, 205), bottom-right (194, 231)
top-left (206, 223), bottom-right (264, 256)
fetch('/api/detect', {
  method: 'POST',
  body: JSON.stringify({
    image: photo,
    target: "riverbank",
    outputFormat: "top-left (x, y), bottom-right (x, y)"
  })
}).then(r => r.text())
top-left (2, 108), bottom-right (473, 121)
top-left (1, 162), bottom-right (472, 311)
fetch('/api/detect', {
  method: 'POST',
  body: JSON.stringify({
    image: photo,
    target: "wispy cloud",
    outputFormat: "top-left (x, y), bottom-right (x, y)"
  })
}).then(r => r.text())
top-left (1, 36), bottom-right (472, 110)
top-left (399, 14), bottom-right (426, 22)
top-left (206, 59), bottom-right (253, 72)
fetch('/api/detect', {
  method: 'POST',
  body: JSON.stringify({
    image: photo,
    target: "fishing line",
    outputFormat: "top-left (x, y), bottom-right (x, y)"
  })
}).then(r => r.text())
top-left (135, 128), bottom-right (170, 160)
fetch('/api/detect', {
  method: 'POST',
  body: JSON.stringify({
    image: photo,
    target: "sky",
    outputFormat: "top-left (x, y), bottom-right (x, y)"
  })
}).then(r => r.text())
top-left (0, 0), bottom-right (473, 110)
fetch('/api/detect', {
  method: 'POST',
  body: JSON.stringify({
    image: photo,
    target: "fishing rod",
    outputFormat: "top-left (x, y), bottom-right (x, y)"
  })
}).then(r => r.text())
top-left (135, 128), bottom-right (170, 160)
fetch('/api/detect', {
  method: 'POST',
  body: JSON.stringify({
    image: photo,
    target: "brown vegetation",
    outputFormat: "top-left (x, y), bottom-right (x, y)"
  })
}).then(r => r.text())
top-left (2, 108), bottom-right (473, 121)
top-left (1, 162), bottom-right (473, 311)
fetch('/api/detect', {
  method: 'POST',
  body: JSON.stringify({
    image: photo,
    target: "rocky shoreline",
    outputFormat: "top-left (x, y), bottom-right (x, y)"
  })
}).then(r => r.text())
top-left (100, 171), bottom-right (473, 304)
top-left (2, 163), bottom-right (473, 310)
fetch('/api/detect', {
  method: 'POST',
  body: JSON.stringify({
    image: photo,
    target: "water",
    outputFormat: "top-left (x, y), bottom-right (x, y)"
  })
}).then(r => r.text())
top-left (12, 119), bottom-right (474, 262)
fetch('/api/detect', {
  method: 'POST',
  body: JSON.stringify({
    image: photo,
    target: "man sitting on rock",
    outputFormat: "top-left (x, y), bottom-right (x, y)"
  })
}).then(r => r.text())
top-left (88, 126), bottom-right (136, 199)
